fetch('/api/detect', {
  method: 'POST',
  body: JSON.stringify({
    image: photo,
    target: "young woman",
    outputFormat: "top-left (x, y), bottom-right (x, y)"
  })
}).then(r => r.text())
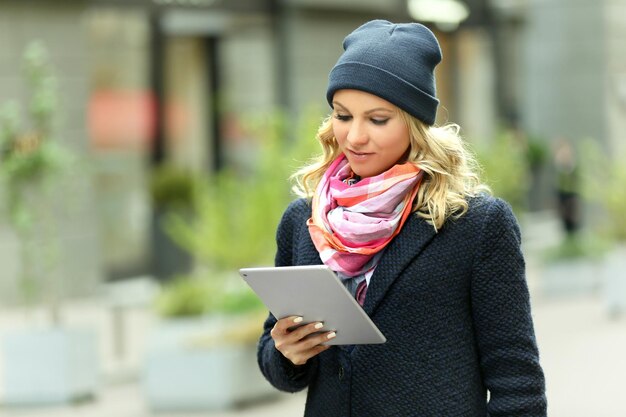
top-left (257, 20), bottom-right (547, 416)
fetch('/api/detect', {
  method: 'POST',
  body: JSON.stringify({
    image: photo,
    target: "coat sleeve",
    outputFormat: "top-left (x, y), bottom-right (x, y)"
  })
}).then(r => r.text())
top-left (470, 198), bottom-right (547, 416)
top-left (256, 199), bottom-right (317, 392)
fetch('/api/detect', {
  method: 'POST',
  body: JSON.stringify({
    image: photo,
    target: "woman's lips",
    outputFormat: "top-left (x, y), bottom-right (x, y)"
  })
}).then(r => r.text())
top-left (347, 149), bottom-right (373, 160)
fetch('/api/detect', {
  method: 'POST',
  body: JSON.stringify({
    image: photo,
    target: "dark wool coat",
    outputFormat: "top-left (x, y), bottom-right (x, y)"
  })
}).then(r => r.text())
top-left (257, 195), bottom-right (547, 416)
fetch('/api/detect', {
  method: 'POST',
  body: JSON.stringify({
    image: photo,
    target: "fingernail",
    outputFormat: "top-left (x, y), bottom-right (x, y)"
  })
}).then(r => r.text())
top-left (293, 317), bottom-right (303, 323)
top-left (314, 322), bottom-right (324, 329)
top-left (327, 332), bottom-right (336, 339)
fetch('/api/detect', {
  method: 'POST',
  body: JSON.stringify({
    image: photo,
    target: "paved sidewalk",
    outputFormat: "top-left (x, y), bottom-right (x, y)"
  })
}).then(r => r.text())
top-left (532, 295), bottom-right (626, 417)
top-left (1, 293), bottom-right (625, 417)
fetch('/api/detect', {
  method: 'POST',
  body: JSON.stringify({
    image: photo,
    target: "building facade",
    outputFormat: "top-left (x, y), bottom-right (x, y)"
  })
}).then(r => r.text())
top-left (0, 0), bottom-right (621, 302)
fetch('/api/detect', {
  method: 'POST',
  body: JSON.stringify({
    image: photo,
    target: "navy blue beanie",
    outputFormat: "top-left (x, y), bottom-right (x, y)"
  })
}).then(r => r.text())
top-left (327, 20), bottom-right (442, 125)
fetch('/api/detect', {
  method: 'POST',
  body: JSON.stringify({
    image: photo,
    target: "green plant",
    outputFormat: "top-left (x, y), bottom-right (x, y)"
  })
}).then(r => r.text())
top-left (154, 273), bottom-right (264, 318)
top-left (525, 135), bottom-right (549, 173)
top-left (155, 110), bottom-right (321, 317)
top-left (149, 165), bottom-right (199, 211)
top-left (155, 276), bottom-right (213, 317)
top-left (579, 140), bottom-right (626, 242)
top-left (0, 41), bottom-right (75, 316)
top-left (542, 234), bottom-right (609, 263)
top-left (0, 42), bottom-right (73, 229)
top-left (475, 129), bottom-right (529, 213)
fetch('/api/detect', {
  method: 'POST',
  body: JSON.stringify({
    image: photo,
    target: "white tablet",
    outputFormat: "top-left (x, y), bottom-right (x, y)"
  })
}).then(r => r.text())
top-left (239, 265), bottom-right (386, 345)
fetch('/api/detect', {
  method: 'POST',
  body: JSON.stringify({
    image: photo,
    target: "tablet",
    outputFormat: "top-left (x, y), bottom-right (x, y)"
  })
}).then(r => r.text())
top-left (239, 265), bottom-right (386, 345)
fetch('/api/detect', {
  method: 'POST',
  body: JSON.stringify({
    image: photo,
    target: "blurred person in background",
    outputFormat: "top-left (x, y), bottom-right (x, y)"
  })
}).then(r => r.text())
top-left (553, 137), bottom-right (581, 238)
top-left (257, 20), bottom-right (547, 416)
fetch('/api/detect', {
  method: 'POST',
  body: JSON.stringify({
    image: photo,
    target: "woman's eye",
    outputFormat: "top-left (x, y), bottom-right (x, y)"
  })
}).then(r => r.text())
top-left (335, 114), bottom-right (351, 122)
top-left (371, 118), bottom-right (389, 126)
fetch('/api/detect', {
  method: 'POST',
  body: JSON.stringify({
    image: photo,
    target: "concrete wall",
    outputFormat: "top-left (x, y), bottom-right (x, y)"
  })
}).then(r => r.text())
top-left (0, 1), bottom-right (103, 304)
top-left (456, 27), bottom-right (497, 142)
top-left (282, 11), bottom-right (363, 117)
top-left (605, 0), bottom-right (626, 156)
top-left (521, 0), bottom-right (606, 144)
top-left (221, 17), bottom-right (276, 114)
top-left (281, 6), bottom-right (414, 119)
top-left (85, 7), bottom-right (153, 280)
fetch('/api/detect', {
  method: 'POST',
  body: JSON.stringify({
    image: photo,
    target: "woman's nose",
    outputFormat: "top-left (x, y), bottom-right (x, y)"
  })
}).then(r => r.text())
top-left (346, 121), bottom-right (368, 146)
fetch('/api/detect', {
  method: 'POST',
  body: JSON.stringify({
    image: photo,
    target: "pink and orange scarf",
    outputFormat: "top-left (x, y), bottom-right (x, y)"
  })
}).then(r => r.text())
top-left (307, 154), bottom-right (423, 279)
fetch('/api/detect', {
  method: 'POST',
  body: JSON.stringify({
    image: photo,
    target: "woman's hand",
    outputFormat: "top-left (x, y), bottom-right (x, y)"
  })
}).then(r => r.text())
top-left (271, 316), bottom-right (336, 366)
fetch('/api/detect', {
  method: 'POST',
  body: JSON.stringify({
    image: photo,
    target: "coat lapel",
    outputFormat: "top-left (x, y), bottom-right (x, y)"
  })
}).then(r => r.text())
top-left (362, 214), bottom-right (437, 316)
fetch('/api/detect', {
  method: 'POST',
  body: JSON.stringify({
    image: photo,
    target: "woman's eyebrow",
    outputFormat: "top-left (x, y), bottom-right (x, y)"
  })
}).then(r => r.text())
top-left (365, 108), bottom-right (394, 114)
top-left (332, 101), bottom-right (347, 111)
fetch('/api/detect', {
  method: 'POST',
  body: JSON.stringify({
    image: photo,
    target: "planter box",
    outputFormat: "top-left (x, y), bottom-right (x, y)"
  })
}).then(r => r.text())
top-left (1, 327), bottom-right (98, 405)
top-left (604, 245), bottom-right (626, 317)
top-left (538, 258), bottom-right (604, 298)
top-left (142, 316), bottom-right (274, 411)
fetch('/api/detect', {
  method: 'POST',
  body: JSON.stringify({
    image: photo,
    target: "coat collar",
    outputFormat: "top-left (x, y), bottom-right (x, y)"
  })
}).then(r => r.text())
top-left (362, 214), bottom-right (437, 316)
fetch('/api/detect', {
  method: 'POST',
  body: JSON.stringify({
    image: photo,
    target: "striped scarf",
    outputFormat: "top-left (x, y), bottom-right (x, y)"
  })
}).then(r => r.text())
top-left (307, 154), bottom-right (423, 278)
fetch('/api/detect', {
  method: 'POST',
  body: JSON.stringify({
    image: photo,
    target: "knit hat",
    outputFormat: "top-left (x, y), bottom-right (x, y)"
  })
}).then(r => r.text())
top-left (327, 20), bottom-right (442, 125)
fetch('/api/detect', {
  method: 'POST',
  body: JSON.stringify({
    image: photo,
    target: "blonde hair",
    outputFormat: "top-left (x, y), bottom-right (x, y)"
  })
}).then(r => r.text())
top-left (292, 110), bottom-right (490, 231)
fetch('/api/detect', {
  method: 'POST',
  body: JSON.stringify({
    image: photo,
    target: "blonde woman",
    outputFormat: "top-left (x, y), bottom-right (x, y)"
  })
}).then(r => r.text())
top-left (257, 20), bottom-right (546, 416)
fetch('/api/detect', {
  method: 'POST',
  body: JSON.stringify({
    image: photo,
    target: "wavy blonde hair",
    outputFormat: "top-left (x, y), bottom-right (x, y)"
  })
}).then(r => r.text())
top-left (292, 110), bottom-right (490, 231)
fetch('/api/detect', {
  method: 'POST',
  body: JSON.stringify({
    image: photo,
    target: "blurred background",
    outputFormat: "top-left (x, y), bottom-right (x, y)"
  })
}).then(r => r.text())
top-left (0, 0), bottom-right (625, 416)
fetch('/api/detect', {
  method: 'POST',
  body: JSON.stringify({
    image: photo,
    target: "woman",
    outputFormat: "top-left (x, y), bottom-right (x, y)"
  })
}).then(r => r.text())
top-left (257, 20), bottom-right (547, 416)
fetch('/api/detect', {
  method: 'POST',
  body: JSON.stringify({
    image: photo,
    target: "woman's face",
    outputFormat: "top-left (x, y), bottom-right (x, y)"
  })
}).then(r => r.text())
top-left (332, 89), bottom-right (411, 178)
